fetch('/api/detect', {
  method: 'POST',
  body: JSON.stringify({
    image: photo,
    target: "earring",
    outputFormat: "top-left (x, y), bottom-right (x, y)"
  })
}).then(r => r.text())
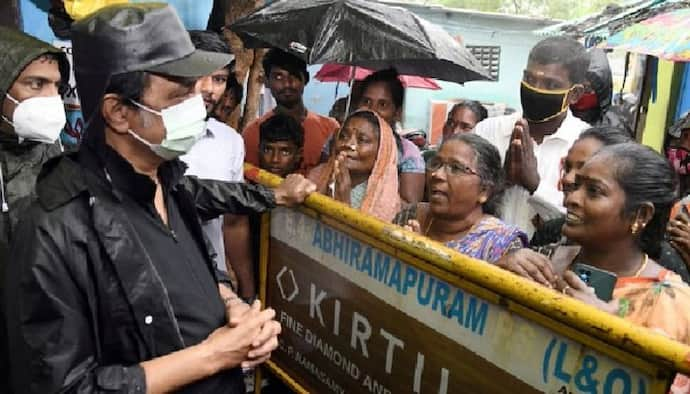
top-left (631, 223), bottom-right (640, 235)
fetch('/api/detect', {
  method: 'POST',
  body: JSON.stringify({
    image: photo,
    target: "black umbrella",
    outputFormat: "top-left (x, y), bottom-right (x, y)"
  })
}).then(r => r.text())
top-left (229, 0), bottom-right (492, 84)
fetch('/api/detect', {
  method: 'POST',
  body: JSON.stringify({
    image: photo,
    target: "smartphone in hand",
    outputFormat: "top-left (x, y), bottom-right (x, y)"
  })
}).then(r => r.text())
top-left (570, 263), bottom-right (617, 301)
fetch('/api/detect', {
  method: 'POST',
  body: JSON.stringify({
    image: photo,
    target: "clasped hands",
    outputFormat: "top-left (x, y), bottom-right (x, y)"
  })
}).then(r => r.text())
top-left (202, 285), bottom-right (282, 372)
top-left (504, 119), bottom-right (540, 194)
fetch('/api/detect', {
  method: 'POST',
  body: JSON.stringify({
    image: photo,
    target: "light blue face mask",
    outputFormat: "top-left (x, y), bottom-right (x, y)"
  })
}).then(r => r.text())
top-left (128, 94), bottom-right (207, 160)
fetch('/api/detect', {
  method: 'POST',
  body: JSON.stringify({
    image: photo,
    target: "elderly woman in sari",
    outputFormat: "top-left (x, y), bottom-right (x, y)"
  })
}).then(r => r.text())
top-left (309, 110), bottom-right (401, 222)
top-left (498, 143), bottom-right (690, 393)
top-left (395, 133), bottom-right (527, 263)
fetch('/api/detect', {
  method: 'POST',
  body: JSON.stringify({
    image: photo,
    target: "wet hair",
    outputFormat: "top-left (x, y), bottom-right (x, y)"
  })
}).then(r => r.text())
top-left (594, 143), bottom-right (678, 259)
top-left (528, 36), bottom-right (589, 84)
top-left (577, 126), bottom-right (633, 146)
top-left (344, 111), bottom-right (381, 138)
top-left (448, 100), bottom-right (488, 124)
top-left (17, 53), bottom-right (70, 95)
top-left (226, 60), bottom-right (243, 104)
top-left (360, 68), bottom-right (404, 110)
top-left (259, 114), bottom-right (304, 148)
top-left (329, 97), bottom-right (349, 121)
top-left (441, 133), bottom-right (504, 215)
top-left (104, 71), bottom-right (151, 107)
top-left (36, 52), bottom-right (63, 67)
top-left (262, 48), bottom-right (309, 84)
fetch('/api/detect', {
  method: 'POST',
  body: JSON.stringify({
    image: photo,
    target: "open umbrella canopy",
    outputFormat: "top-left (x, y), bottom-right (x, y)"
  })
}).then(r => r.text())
top-left (229, 0), bottom-right (491, 84)
top-left (605, 8), bottom-right (690, 62)
top-left (315, 64), bottom-right (441, 90)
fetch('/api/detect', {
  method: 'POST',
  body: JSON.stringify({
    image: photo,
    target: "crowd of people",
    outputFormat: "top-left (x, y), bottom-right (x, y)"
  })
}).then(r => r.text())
top-left (2, 2), bottom-right (690, 393)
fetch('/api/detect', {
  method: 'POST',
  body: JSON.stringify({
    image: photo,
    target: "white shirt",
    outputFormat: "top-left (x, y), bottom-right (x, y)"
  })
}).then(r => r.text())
top-left (181, 118), bottom-right (245, 271)
top-left (475, 111), bottom-right (590, 237)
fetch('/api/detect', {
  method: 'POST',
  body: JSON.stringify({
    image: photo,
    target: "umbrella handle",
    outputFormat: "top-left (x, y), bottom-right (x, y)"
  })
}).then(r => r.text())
top-left (344, 52), bottom-right (355, 115)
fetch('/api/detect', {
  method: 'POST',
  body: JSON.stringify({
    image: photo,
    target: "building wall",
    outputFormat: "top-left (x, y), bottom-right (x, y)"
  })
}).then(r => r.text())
top-left (397, 5), bottom-right (556, 130)
top-left (642, 59), bottom-right (684, 152)
top-left (675, 63), bottom-right (690, 119)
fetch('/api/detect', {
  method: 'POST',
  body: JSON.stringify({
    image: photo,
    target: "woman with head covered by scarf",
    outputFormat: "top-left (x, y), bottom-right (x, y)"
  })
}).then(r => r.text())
top-left (309, 110), bottom-right (401, 222)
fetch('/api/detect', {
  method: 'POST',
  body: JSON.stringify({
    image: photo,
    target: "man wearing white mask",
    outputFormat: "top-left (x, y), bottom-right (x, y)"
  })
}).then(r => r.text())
top-left (0, 26), bottom-right (69, 258)
top-left (4, 4), bottom-right (315, 393)
top-left (0, 27), bottom-right (69, 394)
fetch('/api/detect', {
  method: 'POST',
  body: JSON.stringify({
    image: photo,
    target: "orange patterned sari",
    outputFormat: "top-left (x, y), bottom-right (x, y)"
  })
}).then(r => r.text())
top-left (309, 110), bottom-right (401, 222)
top-left (614, 270), bottom-right (690, 393)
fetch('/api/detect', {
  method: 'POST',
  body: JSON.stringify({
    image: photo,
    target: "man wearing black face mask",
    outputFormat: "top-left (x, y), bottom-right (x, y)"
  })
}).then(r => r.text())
top-left (476, 36), bottom-right (590, 237)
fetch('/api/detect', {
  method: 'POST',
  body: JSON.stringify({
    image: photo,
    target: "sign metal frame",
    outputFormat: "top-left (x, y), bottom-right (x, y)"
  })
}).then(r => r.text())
top-left (246, 165), bottom-right (690, 394)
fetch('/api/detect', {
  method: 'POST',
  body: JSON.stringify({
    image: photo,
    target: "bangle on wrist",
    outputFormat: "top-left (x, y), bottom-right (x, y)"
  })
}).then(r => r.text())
top-left (222, 295), bottom-right (239, 306)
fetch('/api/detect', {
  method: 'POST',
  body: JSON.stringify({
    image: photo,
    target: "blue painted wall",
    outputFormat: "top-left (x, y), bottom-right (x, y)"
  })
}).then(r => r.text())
top-left (675, 63), bottom-right (690, 119)
top-left (303, 65), bottom-right (351, 117)
top-left (19, 0), bottom-right (55, 42)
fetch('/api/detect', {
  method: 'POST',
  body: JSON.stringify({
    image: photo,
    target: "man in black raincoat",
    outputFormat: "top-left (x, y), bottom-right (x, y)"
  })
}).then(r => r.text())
top-left (4, 4), bottom-right (315, 393)
top-left (570, 48), bottom-right (632, 135)
top-left (0, 26), bottom-right (69, 289)
top-left (0, 26), bottom-right (71, 394)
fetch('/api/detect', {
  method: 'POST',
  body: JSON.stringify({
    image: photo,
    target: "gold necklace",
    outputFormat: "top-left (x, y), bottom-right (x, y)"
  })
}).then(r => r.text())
top-left (570, 252), bottom-right (648, 277)
top-left (633, 253), bottom-right (648, 277)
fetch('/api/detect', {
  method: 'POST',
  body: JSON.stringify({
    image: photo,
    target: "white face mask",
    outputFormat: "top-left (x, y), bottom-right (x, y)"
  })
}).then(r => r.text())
top-left (127, 94), bottom-right (207, 160)
top-left (2, 94), bottom-right (66, 143)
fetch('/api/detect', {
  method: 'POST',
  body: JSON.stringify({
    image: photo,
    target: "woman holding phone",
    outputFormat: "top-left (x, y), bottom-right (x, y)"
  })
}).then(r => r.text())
top-left (497, 143), bottom-right (690, 391)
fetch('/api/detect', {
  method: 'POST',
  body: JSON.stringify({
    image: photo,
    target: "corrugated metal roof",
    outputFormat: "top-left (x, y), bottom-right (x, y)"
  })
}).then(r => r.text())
top-left (536, 0), bottom-right (690, 39)
top-left (379, 0), bottom-right (560, 24)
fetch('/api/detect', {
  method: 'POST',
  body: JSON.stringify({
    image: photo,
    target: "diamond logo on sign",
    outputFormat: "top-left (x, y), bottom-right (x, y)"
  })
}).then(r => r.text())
top-left (276, 266), bottom-right (299, 302)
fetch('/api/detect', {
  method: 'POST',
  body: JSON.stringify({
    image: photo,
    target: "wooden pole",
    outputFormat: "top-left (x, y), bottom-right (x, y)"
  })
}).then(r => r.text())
top-left (0, 0), bottom-right (19, 28)
top-left (223, 0), bottom-right (265, 132)
top-left (241, 48), bottom-right (266, 131)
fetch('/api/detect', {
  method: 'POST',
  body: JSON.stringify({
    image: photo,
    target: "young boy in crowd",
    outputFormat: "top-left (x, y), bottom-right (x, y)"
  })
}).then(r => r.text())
top-left (243, 49), bottom-right (338, 174)
top-left (259, 114), bottom-right (304, 177)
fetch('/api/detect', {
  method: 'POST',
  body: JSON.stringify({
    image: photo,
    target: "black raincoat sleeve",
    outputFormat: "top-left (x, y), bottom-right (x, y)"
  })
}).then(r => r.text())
top-left (183, 176), bottom-right (277, 221)
top-left (5, 208), bottom-right (146, 394)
